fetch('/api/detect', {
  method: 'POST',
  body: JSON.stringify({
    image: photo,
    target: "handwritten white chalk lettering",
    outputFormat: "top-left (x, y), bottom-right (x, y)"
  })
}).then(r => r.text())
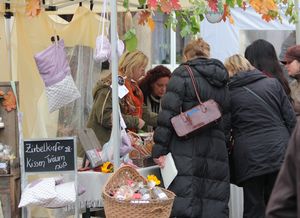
top-left (25, 142), bottom-right (64, 153)
top-left (64, 146), bottom-right (72, 152)
top-left (55, 162), bottom-right (67, 170)
top-left (44, 155), bottom-right (66, 163)
top-left (26, 158), bottom-right (46, 168)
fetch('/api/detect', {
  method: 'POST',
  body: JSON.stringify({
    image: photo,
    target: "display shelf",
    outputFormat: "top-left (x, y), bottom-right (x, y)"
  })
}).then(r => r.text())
top-left (0, 82), bottom-right (20, 218)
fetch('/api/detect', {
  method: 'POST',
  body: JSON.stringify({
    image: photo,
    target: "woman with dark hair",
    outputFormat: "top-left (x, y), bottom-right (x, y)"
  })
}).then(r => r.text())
top-left (138, 65), bottom-right (171, 114)
top-left (245, 39), bottom-right (291, 99)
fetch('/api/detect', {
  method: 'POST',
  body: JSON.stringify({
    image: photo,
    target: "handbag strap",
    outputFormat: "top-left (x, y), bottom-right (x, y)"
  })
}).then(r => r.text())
top-left (243, 86), bottom-right (284, 125)
top-left (184, 65), bottom-right (203, 104)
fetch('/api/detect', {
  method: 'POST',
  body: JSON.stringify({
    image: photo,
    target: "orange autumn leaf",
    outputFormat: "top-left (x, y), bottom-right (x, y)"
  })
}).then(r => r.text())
top-left (222, 4), bottom-right (229, 22)
top-left (147, 16), bottom-right (155, 31)
top-left (249, 0), bottom-right (277, 15)
top-left (262, 14), bottom-right (273, 22)
top-left (2, 91), bottom-right (16, 112)
top-left (229, 14), bottom-right (235, 24)
top-left (222, 4), bottom-right (235, 24)
top-left (138, 10), bottom-right (151, 25)
top-left (26, 0), bottom-right (41, 17)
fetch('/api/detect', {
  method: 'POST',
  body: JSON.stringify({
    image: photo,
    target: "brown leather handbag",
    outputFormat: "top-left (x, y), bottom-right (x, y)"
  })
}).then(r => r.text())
top-left (171, 65), bottom-right (222, 137)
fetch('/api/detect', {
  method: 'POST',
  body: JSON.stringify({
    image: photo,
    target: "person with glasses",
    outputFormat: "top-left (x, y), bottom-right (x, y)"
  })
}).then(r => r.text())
top-left (87, 50), bottom-right (157, 146)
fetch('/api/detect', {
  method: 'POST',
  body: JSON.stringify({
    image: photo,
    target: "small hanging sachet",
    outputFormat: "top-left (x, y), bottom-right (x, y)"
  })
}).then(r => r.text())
top-left (94, 0), bottom-right (124, 63)
top-left (34, 39), bottom-right (81, 113)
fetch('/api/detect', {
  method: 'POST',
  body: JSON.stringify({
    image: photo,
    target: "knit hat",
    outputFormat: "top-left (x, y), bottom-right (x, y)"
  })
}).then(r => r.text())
top-left (282, 45), bottom-right (300, 64)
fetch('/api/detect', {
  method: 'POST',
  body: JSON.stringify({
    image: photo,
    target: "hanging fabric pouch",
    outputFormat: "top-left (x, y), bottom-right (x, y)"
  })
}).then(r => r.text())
top-left (94, 0), bottom-right (124, 63)
top-left (34, 39), bottom-right (81, 113)
top-left (94, 0), bottom-right (111, 63)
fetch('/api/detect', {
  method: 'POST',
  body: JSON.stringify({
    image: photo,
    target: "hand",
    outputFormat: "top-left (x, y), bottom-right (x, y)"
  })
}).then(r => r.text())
top-left (153, 155), bottom-right (166, 168)
top-left (138, 118), bottom-right (145, 129)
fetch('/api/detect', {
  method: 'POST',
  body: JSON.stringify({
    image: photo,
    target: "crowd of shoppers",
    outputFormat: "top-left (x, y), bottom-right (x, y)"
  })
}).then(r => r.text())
top-left (87, 36), bottom-right (300, 218)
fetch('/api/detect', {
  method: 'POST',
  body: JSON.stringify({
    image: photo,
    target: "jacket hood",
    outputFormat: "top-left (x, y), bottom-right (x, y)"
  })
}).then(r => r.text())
top-left (229, 69), bottom-right (267, 89)
top-left (92, 80), bottom-right (110, 100)
top-left (185, 57), bottom-right (229, 87)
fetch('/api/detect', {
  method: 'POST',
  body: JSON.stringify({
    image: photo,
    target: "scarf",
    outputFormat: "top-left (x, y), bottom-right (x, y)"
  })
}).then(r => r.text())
top-left (123, 79), bottom-right (144, 118)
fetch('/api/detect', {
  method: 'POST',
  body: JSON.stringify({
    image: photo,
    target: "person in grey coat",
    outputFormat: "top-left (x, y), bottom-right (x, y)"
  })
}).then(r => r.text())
top-left (152, 38), bottom-right (230, 218)
top-left (224, 54), bottom-right (296, 218)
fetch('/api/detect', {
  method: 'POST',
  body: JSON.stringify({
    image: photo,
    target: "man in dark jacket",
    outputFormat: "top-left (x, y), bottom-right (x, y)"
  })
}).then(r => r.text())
top-left (266, 118), bottom-right (300, 218)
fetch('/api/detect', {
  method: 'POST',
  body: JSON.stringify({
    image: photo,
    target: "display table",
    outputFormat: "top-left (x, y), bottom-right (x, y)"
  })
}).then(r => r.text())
top-left (63, 165), bottom-right (243, 218)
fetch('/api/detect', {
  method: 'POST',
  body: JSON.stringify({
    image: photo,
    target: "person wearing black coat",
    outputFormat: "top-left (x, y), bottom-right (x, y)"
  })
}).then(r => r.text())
top-left (152, 38), bottom-right (231, 218)
top-left (224, 54), bottom-right (296, 218)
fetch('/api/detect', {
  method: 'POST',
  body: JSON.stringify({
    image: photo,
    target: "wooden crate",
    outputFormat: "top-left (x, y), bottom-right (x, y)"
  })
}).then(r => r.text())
top-left (0, 82), bottom-right (20, 217)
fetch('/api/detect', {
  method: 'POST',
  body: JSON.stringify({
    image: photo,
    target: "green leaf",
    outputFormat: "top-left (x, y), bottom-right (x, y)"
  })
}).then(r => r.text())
top-left (180, 24), bottom-right (191, 37)
top-left (125, 35), bottom-right (138, 52)
top-left (138, 0), bottom-right (146, 6)
top-left (190, 16), bottom-right (200, 34)
top-left (123, 0), bottom-right (129, 10)
top-left (123, 28), bottom-right (136, 41)
top-left (124, 29), bottom-right (137, 51)
top-left (226, 0), bottom-right (235, 8)
top-left (236, 0), bottom-right (242, 7)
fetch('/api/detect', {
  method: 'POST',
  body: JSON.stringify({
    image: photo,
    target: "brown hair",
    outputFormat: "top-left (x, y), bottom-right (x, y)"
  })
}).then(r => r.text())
top-left (183, 38), bottom-right (210, 61)
top-left (138, 65), bottom-right (171, 97)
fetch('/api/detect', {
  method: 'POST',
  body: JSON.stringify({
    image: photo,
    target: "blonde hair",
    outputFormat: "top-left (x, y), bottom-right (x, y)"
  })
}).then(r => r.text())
top-left (183, 38), bottom-right (210, 61)
top-left (224, 54), bottom-right (254, 77)
top-left (119, 50), bottom-right (148, 78)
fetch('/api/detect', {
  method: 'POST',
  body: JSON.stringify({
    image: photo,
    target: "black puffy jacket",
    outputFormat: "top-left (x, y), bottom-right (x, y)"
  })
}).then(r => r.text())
top-left (152, 58), bottom-right (230, 218)
top-left (228, 69), bottom-right (296, 185)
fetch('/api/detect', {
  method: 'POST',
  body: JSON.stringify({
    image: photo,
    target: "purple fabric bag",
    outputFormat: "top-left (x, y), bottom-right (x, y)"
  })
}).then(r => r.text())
top-left (34, 40), bottom-right (70, 87)
top-left (34, 39), bottom-right (80, 113)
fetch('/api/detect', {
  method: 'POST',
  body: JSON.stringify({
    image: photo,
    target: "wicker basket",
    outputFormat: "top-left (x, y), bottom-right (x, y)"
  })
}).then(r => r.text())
top-left (102, 166), bottom-right (175, 218)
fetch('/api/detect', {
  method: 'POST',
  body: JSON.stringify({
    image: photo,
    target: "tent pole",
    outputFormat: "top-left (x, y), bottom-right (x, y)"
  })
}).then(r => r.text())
top-left (4, 3), bottom-right (12, 81)
top-left (295, 0), bottom-right (300, 44)
top-left (110, 0), bottom-right (121, 168)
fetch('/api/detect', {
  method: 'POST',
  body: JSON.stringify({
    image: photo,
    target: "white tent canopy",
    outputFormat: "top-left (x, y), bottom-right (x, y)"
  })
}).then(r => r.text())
top-left (200, 7), bottom-right (295, 62)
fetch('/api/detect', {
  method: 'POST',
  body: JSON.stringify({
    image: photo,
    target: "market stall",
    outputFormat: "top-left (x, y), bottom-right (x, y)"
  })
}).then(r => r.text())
top-left (0, 0), bottom-right (299, 217)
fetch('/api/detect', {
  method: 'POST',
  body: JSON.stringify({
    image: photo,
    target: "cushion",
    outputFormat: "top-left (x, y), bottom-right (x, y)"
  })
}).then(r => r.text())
top-left (43, 182), bottom-right (76, 208)
top-left (18, 178), bottom-right (57, 208)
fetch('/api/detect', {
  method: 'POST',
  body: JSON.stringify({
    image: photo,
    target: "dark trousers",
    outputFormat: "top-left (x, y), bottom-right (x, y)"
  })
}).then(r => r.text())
top-left (242, 171), bottom-right (278, 218)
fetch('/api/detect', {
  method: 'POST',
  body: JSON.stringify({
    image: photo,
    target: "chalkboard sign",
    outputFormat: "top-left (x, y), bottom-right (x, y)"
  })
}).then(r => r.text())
top-left (23, 138), bottom-right (75, 172)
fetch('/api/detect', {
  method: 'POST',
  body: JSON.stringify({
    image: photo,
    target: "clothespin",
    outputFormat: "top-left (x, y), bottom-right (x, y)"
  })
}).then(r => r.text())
top-left (51, 35), bottom-right (60, 43)
top-left (90, 0), bottom-right (94, 10)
